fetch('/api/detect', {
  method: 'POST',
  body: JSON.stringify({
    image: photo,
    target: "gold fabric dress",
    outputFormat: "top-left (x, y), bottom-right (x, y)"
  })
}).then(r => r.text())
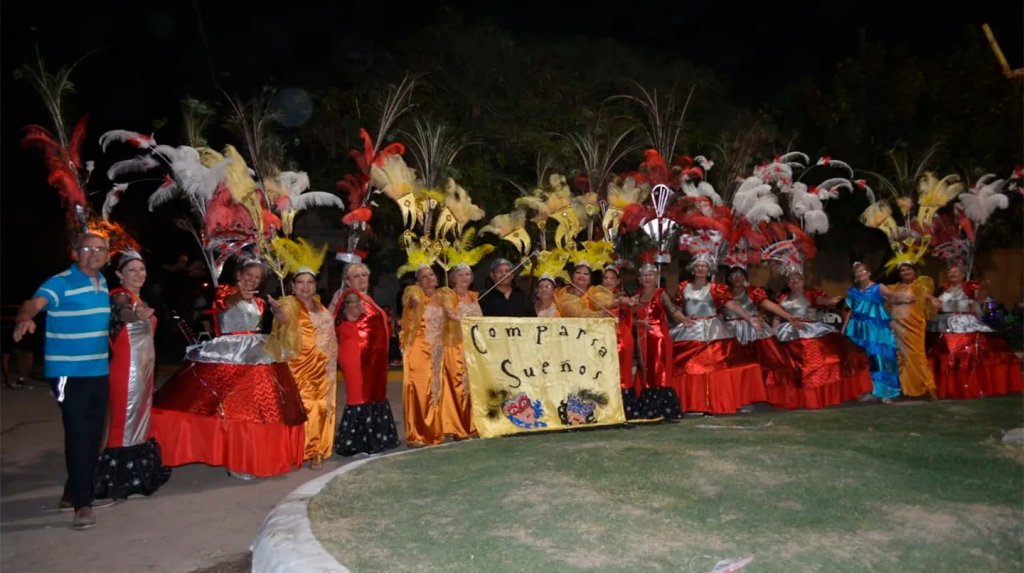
top-left (266, 296), bottom-right (338, 460)
top-left (888, 276), bottom-right (937, 397)
top-left (554, 286), bottom-right (614, 318)
top-left (399, 286), bottom-right (445, 446)
top-left (439, 288), bottom-right (481, 439)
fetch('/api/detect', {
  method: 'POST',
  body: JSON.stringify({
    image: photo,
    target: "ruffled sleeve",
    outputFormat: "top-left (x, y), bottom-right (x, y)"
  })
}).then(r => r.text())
top-left (710, 283), bottom-right (733, 308)
top-left (264, 296), bottom-right (303, 361)
top-left (673, 281), bottom-right (688, 307)
top-left (748, 286), bottom-right (768, 306)
top-left (807, 288), bottom-right (829, 309)
top-left (963, 281), bottom-right (981, 301)
top-left (586, 286), bottom-right (616, 316)
top-left (400, 285), bottom-right (427, 351)
top-left (555, 287), bottom-right (602, 318)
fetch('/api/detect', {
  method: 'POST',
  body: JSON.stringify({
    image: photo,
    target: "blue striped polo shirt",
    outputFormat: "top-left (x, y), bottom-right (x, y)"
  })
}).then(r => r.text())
top-left (35, 265), bottom-right (111, 377)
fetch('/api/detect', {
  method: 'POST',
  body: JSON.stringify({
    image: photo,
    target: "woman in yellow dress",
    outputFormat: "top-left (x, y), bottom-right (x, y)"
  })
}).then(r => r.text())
top-left (554, 242), bottom-right (617, 319)
top-left (399, 263), bottom-right (446, 447)
top-left (266, 238), bottom-right (338, 469)
top-left (439, 264), bottom-right (483, 439)
top-left (530, 250), bottom-right (570, 317)
top-left (887, 262), bottom-right (938, 400)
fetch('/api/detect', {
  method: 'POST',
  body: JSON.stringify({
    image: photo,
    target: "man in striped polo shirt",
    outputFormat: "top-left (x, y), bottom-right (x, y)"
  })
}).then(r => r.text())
top-left (14, 233), bottom-right (114, 530)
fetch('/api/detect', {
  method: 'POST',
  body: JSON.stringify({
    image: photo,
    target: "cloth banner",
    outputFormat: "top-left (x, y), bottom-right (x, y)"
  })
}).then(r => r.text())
top-left (461, 317), bottom-right (625, 438)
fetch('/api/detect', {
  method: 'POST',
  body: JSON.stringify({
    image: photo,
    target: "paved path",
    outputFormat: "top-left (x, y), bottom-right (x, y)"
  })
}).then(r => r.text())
top-left (0, 368), bottom-right (407, 573)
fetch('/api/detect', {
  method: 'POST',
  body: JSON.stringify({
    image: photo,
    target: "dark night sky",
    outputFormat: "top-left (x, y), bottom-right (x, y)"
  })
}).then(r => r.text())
top-left (2, 0), bottom-right (1021, 300)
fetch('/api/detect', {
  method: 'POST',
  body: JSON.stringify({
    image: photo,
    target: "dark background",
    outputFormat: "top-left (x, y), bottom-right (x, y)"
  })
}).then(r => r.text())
top-left (3, 0), bottom-right (1022, 303)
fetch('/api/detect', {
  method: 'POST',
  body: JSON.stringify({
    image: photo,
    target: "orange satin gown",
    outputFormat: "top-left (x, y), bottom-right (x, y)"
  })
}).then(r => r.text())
top-left (440, 289), bottom-right (480, 439)
top-left (400, 286), bottom-right (445, 446)
top-left (290, 301), bottom-right (338, 460)
top-left (888, 277), bottom-right (937, 397)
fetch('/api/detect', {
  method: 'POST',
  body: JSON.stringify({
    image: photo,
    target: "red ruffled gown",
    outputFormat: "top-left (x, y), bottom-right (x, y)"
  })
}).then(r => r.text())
top-left (774, 289), bottom-right (873, 409)
top-left (634, 288), bottom-right (683, 419)
top-left (610, 288), bottom-right (640, 419)
top-left (927, 282), bottom-right (1023, 399)
top-left (671, 282), bottom-right (766, 414)
top-left (96, 288), bottom-right (170, 499)
top-left (151, 286), bottom-right (306, 477)
top-left (333, 289), bottom-right (400, 455)
top-left (722, 286), bottom-right (798, 393)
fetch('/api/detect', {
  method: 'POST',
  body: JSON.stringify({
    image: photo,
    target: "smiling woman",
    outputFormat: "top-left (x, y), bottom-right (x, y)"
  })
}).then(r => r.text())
top-left (150, 257), bottom-right (307, 479)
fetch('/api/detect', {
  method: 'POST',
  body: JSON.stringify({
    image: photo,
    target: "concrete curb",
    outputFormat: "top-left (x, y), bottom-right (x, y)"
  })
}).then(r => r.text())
top-left (249, 447), bottom-right (431, 572)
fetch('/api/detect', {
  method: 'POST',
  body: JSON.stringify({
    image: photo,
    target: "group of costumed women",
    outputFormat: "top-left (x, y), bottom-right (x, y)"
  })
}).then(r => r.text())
top-left (85, 128), bottom-right (401, 482)
top-left (29, 110), bottom-right (1021, 493)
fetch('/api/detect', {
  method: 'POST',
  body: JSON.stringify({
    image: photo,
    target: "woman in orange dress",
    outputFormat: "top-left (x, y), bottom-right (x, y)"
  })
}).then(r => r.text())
top-left (266, 240), bottom-right (338, 469)
top-left (438, 264), bottom-right (482, 439)
top-left (330, 263), bottom-right (400, 456)
top-left (399, 265), bottom-right (445, 446)
top-left (887, 263), bottom-right (938, 400)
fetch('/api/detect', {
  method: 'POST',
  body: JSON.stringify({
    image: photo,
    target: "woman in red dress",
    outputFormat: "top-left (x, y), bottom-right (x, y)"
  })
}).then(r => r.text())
top-left (95, 250), bottom-right (170, 499)
top-left (602, 265), bottom-right (640, 419)
top-left (151, 259), bottom-right (306, 478)
top-left (669, 257), bottom-right (767, 415)
top-left (633, 263), bottom-right (683, 420)
top-left (773, 268), bottom-right (874, 409)
top-left (330, 262), bottom-right (400, 455)
top-left (720, 265), bottom-right (802, 406)
top-left (927, 263), bottom-right (1023, 399)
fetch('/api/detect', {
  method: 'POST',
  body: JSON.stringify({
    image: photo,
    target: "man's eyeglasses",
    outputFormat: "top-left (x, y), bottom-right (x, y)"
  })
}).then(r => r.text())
top-left (79, 246), bottom-right (109, 254)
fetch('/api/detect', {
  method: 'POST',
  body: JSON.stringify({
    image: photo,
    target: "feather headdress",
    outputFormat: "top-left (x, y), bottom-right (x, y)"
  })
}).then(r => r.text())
top-left (22, 115), bottom-right (92, 234)
top-left (480, 210), bottom-right (532, 257)
top-left (603, 175), bottom-right (649, 240)
top-left (268, 171), bottom-right (344, 236)
top-left (370, 154), bottom-right (421, 230)
top-left (567, 240), bottom-right (614, 272)
top-left (439, 228), bottom-right (496, 272)
top-left (530, 249), bottom-right (571, 283)
top-left (433, 178), bottom-right (485, 240)
top-left (396, 237), bottom-right (443, 277)
top-left (271, 236), bottom-right (328, 277)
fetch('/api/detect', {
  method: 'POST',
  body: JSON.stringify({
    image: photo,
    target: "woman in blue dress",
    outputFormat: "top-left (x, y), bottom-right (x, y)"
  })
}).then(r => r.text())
top-left (844, 261), bottom-right (914, 403)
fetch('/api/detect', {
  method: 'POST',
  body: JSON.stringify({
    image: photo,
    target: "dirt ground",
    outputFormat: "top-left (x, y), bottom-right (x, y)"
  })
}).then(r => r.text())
top-left (0, 370), bottom-right (406, 573)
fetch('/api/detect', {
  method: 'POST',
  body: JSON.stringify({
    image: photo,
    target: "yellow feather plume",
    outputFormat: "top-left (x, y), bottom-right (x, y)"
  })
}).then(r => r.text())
top-left (370, 154), bottom-right (421, 229)
top-left (439, 228), bottom-right (495, 271)
top-left (221, 145), bottom-right (258, 203)
top-left (859, 201), bottom-right (900, 243)
top-left (567, 240), bottom-right (614, 272)
top-left (480, 210), bottom-right (532, 256)
top-left (916, 172), bottom-right (963, 227)
top-left (434, 178), bottom-right (485, 240)
top-left (530, 249), bottom-right (571, 283)
top-left (271, 236), bottom-right (327, 276)
top-left (396, 237), bottom-right (442, 277)
top-left (882, 237), bottom-right (930, 274)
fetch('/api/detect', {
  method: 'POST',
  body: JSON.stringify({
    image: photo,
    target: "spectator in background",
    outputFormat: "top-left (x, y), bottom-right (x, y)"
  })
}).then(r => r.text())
top-left (479, 258), bottom-right (528, 317)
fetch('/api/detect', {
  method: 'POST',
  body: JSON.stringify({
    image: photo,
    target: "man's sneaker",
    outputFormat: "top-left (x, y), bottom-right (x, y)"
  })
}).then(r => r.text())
top-left (58, 498), bottom-right (74, 512)
top-left (71, 507), bottom-right (96, 530)
top-left (92, 498), bottom-right (117, 509)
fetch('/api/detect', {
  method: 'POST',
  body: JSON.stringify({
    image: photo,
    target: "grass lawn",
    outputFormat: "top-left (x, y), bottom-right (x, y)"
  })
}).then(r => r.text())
top-left (309, 397), bottom-right (1024, 572)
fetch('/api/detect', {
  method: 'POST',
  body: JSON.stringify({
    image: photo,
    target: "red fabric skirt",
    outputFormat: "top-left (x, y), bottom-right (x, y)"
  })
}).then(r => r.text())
top-left (672, 338), bottom-right (766, 414)
top-left (928, 332), bottom-right (1024, 399)
top-left (151, 362), bottom-right (306, 477)
top-left (773, 334), bottom-right (874, 410)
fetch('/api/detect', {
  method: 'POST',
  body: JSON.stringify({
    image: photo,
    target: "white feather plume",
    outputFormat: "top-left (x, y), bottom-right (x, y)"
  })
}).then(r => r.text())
top-left (682, 180), bottom-right (723, 205)
top-left (98, 130), bottom-right (155, 151)
top-left (958, 178), bottom-right (1009, 226)
top-left (106, 156), bottom-right (161, 180)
